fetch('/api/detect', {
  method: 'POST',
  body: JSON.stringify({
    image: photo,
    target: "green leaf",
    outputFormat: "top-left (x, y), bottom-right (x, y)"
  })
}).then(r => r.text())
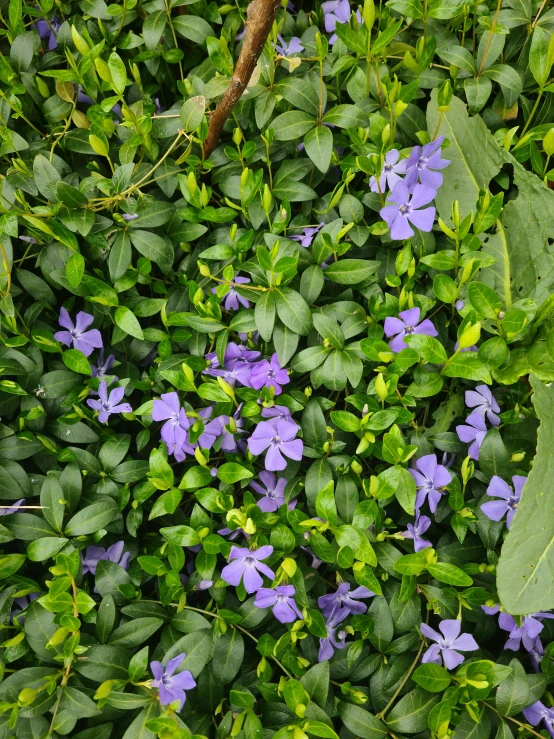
top-left (322, 105), bottom-right (367, 128)
top-left (65, 500), bottom-right (119, 537)
top-left (312, 313), bottom-right (344, 350)
top-left (212, 630), bottom-right (244, 684)
top-left (304, 126), bottom-right (333, 173)
top-left (217, 463), bottom-right (253, 484)
top-left (254, 290), bottom-right (276, 342)
top-left (300, 661), bottom-right (329, 709)
top-left (275, 78), bottom-right (319, 116)
top-left (62, 349), bottom-right (91, 375)
top-left (128, 230), bottom-right (173, 272)
top-left (386, 688), bottom-right (440, 733)
top-left (413, 664), bottom-right (451, 693)
top-left (336, 702), bottom-right (388, 739)
top-left (66, 253), bottom-right (85, 288)
top-left (143, 9), bottom-right (167, 50)
top-left (27, 537), bottom-right (68, 561)
top-left (0, 552), bottom-right (26, 579)
top-left (271, 111), bottom-right (317, 141)
top-left (324, 259), bottom-right (379, 284)
top-left (497, 376), bottom-right (554, 613)
top-left (173, 14), bottom-right (214, 45)
top-left (109, 232), bottom-right (132, 282)
top-left (529, 26), bottom-right (551, 87)
top-left (115, 306), bottom-right (144, 340)
top-left (468, 281), bottom-right (502, 318)
top-left (40, 475), bottom-right (65, 532)
top-left (479, 428), bottom-right (511, 480)
top-left (426, 562), bottom-right (473, 586)
top-left (315, 481), bottom-right (338, 525)
top-left (275, 288), bottom-right (312, 336)
top-left (108, 617), bottom-right (164, 648)
top-left (180, 96), bottom-right (205, 132)
top-left (443, 353), bottom-right (491, 383)
top-left (496, 659), bottom-right (531, 717)
top-left (108, 52), bottom-right (127, 95)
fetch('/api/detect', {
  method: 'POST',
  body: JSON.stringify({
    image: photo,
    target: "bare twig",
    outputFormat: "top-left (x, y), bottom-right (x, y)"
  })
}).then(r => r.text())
top-left (203, 0), bottom-right (281, 157)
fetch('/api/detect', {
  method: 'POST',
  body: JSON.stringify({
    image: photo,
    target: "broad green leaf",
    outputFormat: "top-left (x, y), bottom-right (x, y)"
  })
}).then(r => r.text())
top-left (65, 500), bottom-right (119, 537)
top-left (180, 96), bottom-right (205, 132)
top-left (275, 288), bottom-right (312, 335)
top-left (271, 111), bottom-right (317, 141)
top-left (62, 349), bottom-right (91, 375)
top-left (413, 664), bottom-right (451, 693)
top-left (386, 688), bottom-right (440, 733)
top-left (212, 630), bottom-right (244, 684)
top-left (275, 78), bottom-right (319, 116)
top-left (336, 701), bottom-right (387, 739)
top-left (497, 376), bottom-right (554, 613)
top-left (254, 290), bottom-right (276, 342)
top-left (115, 306), bottom-right (144, 340)
top-left (304, 126), bottom-right (333, 173)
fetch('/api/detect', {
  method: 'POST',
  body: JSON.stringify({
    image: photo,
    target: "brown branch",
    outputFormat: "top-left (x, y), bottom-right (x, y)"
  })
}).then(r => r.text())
top-left (203, 0), bottom-right (281, 157)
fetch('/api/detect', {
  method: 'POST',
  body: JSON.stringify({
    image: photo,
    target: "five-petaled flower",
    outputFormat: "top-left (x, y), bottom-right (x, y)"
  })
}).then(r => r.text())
top-left (498, 612), bottom-right (554, 651)
top-left (55, 308), bottom-right (103, 357)
top-left (290, 223), bottom-right (324, 247)
top-left (380, 182), bottom-right (436, 240)
top-left (150, 653), bottom-right (196, 710)
top-left (247, 419), bottom-right (303, 471)
top-left (87, 381), bottom-right (132, 423)
top-left (250, 471), bottom-right (288, 512)
top-left (524, 701), bottom-right (554, 739)
top-left (250, 353), bottom-right (290, 396)
top-left (370, 149), bottom-right (407, 194)
top-left (255, 585), bottom-right (303, 622)
top-left (221, 545), bottom-right (275, 593)
top-left (456, 410), bottom-right (488, 460)
top-left (401, 514), bottom-right (432, 552)
top-left (321, 0), bottom-right (351, 44)
top-left (318, 582), bottom-right (374, 620)
top-left (481, 475), bottom-right (526, 529)
top-left (405, 136), bottom-right (451, 190)
top-left (384, 307), bottom-right (437, 353)
top-left (420, 620), bottom-right (478, 670)
top-left (82, 541), bottom-right (130, 576)
top-left (275, 35), bottom-right (304, 56)
top-left (465, 385), bottom-right (500, 426)
top-left (410, 454), bottom-right (452, 513)
top-left (213, 276), bottom-right (251, 311)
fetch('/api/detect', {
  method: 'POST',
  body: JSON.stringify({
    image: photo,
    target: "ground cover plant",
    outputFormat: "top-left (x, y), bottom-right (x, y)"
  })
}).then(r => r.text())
top-left (2, 0), bottom-right (554, 736)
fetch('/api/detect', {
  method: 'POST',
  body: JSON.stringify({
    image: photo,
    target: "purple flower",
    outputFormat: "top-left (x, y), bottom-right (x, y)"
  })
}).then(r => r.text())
top-left (401, 514), bottom-right (432, 552)
top-left (482, 603), bottom-right (500, 616)
top-left (82, 541), bottom-right (130, 576)
top-left (36, 16), bottom-right (61, 50)
top-left (481, 475), bottom-right (526, 529)
top-left (420, 620), bottom-right (478, 670)
top-left (150, 653), bottom-right (196, 710)
top-left (250, 471), bottom-right (288, 512)
top-left (290, 223), bottom-right (324, 247)
top-left (255, 585), bottom-right (303, 623)
top-left (11, 592), bottom-right (40, 620)
top-left (87, 381), bottom-right (132, 423)
top-left (455, 300), bottom-right (465, 311)
top-left (405, 136), bottom-right (450, 190)
top-left (91, 349), bottom-right (117, 380)
top-left (370, 150), bottom-right (407, 194)
top-left (318, 610), bottom-right (347, 662)
top-left (275, 35), bottom-right (304, 56)
top-left (250, 353), bottom-right (290, 396)
top-left (0, 499), bottom-right (25, 515)
top-left (122, 213), bottom-right (138, 221)
top-left (221, 545), bottom-right (275, 593)
top-left (465, 385), bottom-right (500, 426)
top-left (261, 405), bottom-right (299, 430)
top-left (247, 419), bottom-right (303, 471)
top-left (321, 0), bottom-right (351, 44)
top-left (219, 408), bottom-right (246, 452)
top-left (380, 182), bottom-right (436, 240)
top-left (498, 612), bottom-right (554, 652)
top-left (384, 307), bottom-right (437, 353)
top-left (318, 582), bottom-right (374, 620)
top-left (153, 392), bottom-right (191, 447)
top-left (456, 410), bottom-right (488, 460)
top-left (54, 308), bottom-right (103, 357)
top-left (212, 276), bottom-right (250, 311)
top-left (410, 454), bottom-right (452, 514)
top-left (203, 344), bottom-right (256, 386)
top-left (524, 702), bottom-right (554, 739)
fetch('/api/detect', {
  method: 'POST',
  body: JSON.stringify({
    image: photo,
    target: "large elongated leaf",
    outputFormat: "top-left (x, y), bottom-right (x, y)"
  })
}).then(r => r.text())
top-left (497, 375), bottom-right (554, 613)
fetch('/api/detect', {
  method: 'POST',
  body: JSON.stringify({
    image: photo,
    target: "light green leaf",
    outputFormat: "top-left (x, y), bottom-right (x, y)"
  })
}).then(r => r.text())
top-left (304, 126), bottom-right (333, 173)
top-left (115, 306), bottom-right (144, 340)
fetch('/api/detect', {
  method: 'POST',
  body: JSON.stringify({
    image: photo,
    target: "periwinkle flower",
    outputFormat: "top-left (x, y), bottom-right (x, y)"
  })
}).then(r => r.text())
top-left (498, 612), bottom-right (554, 651)
top-left (122, 212), bottom-right (138, 221)
top-left (405, 136), bottom-right (451, 190)
top-left (401, 514), bottom-right (432, 552)
top-left (91, 348), bottom-right (117, 380)
top-left (0, 499), bottom-right (25, 515)
top-left (275, 35), bottom-right (304, 56)
top-left (247, 419), bottom-right (303, 471)
top-left (318, 582), bottom-right (374, 620)
top-left (380, 182), bottom-right (436, 240)
top-left (318, 610), bottom-right (348, 662)
top-left (153, 392), bottom-right (190, 447)
top-left (420, 620), bottom-right (478, 670)
top-left (384, 307), bottom-right (438, 353)
top-left (250, 353), bottom-right (290, 396)
top-left (529, 637), bottom-right (545, 672)
top-left (221, 545), bottom-right (275, 593)
top-left (481, 475), bottom-right (526, 529)
top-left (255, 585), bottom-right (303, 622)
top-left (250, 471), bottom-right (288, 512)
top-left (150, 653), bottom-right (196, 710)
top-left (370, 150), bottom-right (407, 194)
top-left (524, 702), bottom-right (554, 738)
top-left (456, 410), bottom-right (488, 460)
top-left (465, 385), bottom-right (500, 426)
top-left (54, 308), bottom-right (103, 357)
top-left (321, 0), bottom-right (351, 44)
top-left (82, 541), bottom-right (130, 576)
top-left (410, 454), bottom-right (452, 514)
top-left (290, 223), bottom-right (324, 247)
top-left (219, 408), bottom-right (246, 453)
top-left (87, 381), bottom-right (132, 423)
top-left (213, 276), bottom-right (251, 311)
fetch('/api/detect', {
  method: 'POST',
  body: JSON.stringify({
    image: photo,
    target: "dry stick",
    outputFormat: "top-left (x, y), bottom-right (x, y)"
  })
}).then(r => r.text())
top-left (203, 0), bottom-right (281, 157)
